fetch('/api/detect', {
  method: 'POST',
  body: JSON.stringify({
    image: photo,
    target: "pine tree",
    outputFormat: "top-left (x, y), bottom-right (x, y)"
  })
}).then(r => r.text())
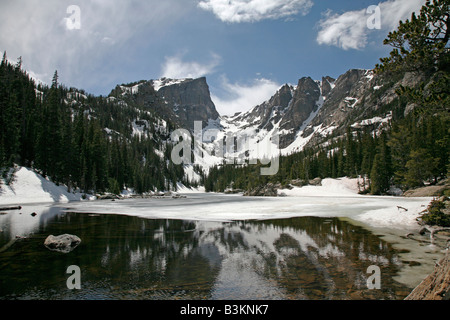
top-left (42, 71), bottom-right (63, 180)
top-left (345, 127), bottom-right (358, 177)
top-left (370, 132), bottom-right (392, 194)
top-left (18, 75), bottom-right (38, 167)
top-left (72, 111), bottom-right (86, 190)
top-left (370, 154), bottom-right (384, 195)
top-left (376, 0), bottom-right (449, 115)
top-left (404, 148), bottom-right (435, 188)
top-left (60, 107), bottom-right (74, 191)
top-left (376, 0), bottom-right (449, 74)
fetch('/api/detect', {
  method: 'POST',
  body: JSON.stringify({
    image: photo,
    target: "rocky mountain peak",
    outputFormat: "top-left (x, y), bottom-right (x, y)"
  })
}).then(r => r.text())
top-left (308, 69), bottom-right (375, 131)
top-left (157, 77), bottom-right (220, 130)
top-left (321, 76), bottom-right (336, 97)
top-left (232, 83), bottom-right (294, 130)
top-left (271, 84), bottom-right (294, 109)
top-left (111, 77), bottom-right (220, 132)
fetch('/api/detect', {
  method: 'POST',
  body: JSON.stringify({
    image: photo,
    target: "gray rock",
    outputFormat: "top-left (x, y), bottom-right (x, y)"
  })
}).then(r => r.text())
top-left (44, 234), bottom-right (81, 253)
top-left (321, 76), bottom-right (336, 97)
top-left (244, 183), bottom-right (278, 197)
top-left (309, 177), bottom-right (322, 186)
top-left (388, 186), bottom-right (404, 196)
top-left (98, 194), bottom-right (120, 200)
top-left (290, 179), bottom-right (306, 187)
top-left (404, 103), bottom-right (418, 117)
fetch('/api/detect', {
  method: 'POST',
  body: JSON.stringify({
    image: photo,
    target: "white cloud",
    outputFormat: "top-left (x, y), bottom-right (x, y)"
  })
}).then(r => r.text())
top-left (317, 9), bottom-right (368, 50)
top-left (0, 0), bottom-right (190, 88)
top-left (160, 53), bottom-right (222, 79)
top-left (316, 0), bottom-right (426, 50)
top-left (212, 77), bottom-right (281, 116)
top-left (379, 0), bottom-right (427, 30)
top-left (159, 54), bottom-right (280, 116)
top-left (198, 0), bottom-right (313, 23)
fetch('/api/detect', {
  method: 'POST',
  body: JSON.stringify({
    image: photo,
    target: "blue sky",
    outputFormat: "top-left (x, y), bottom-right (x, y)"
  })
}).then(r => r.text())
top-left (0, 0), bottom-right (425, 115)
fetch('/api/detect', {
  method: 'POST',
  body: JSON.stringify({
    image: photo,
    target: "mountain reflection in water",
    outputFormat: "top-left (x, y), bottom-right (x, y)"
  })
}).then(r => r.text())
top-left (0, 209), bottom-right (411, 300)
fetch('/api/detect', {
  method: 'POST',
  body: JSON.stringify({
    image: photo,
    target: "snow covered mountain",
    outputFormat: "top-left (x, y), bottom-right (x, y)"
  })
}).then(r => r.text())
top-left (225, 68), bottom-right (398, 157)
top-left (105, 67), bottom-right (414, 178)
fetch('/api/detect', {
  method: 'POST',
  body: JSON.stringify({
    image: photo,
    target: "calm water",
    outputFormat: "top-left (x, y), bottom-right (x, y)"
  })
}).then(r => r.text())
top-left (0, 199), bottom-right (416, 300)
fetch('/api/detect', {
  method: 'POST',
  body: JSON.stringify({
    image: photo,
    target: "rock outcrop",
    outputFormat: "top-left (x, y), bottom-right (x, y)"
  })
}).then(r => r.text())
top-left (158, 77), bottom-right (220, 131)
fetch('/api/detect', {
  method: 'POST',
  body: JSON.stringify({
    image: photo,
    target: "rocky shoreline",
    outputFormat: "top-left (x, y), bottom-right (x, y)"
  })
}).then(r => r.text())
top-left (405, 249), bottom-right (449, 300)
top-left (403, 179), bottom-right (449, 197)
top-left (405, 195), bottom-right (450, 300)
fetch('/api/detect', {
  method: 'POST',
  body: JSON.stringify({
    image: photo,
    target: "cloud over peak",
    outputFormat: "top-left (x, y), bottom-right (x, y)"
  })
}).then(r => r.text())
top-left (160, 53), bottom-right (222, 79)
top-left (316, 0), bottom-right (426, 50)
top-left (198, 0), bottom-right (314, 23)
top-left (212, 77), bottom-right (281, 116)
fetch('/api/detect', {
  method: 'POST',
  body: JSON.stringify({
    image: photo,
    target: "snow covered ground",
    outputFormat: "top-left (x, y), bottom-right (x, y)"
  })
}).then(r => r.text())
top-left (0, 167), bottom-right (95, 206)
top-left (281, 177), bottom-right (361, 197)
top-left (279, 178), bottom-right (431, 230)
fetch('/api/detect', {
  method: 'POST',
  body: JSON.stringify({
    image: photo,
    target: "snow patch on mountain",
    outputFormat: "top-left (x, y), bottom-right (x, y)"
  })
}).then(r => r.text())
top-left (351, 112), bottom-right (392, 129)
top-left (152, 78), bottom-right (191, 92)
top-left (280, 125), bottom-right (319, 156)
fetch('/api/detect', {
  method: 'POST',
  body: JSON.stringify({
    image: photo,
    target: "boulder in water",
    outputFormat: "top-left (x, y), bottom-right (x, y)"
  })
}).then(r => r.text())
top-left (44, 234), bottom-right (81, 253)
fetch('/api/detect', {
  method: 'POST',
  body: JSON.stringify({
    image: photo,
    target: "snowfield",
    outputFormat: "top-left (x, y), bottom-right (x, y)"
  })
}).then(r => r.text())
top-left (0, 167), bottom-right (95, 206)
top-left (279, 178), bottom-right (431, 229)
top-left (281, 177), bottom-right (361, 197)
top-left (0, 167), bottom-right (433, 231)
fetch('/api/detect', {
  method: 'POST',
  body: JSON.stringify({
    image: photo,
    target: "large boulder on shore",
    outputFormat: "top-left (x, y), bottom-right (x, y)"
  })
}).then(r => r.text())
top-left (44, 234), bottom-right (81, 253)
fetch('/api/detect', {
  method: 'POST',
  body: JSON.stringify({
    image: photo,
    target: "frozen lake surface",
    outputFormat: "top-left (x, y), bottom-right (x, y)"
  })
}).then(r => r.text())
top-left (61, 191), bottom-right (430, 228)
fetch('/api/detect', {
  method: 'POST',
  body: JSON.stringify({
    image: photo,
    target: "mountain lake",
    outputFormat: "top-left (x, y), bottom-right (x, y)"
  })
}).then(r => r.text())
top-left (0, 193), bottom-right (446, 300)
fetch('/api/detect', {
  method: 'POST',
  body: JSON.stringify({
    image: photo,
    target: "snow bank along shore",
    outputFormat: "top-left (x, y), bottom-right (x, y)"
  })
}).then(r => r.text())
top-left (0, 167), bottom-right (95, 206)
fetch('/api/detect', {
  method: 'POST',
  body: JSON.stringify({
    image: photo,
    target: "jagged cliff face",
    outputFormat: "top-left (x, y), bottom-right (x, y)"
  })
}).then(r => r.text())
top-left (157, 77), bottom-right (219, 130)
top-left (308, 69), bottom-right (377, 131)
top-left (231, 76), bottom-right (331, 149)
top-left (278, 77), bottom-right (322, 148)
